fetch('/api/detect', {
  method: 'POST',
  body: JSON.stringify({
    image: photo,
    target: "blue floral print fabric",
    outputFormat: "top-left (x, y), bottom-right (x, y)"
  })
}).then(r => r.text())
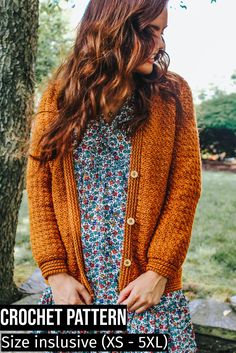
top-left (34, 94), bottom-right (198, 353)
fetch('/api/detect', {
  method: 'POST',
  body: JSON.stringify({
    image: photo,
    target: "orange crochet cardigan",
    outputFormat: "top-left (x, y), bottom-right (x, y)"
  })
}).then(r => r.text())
top-left (26, 72), bottom-right (202, 297)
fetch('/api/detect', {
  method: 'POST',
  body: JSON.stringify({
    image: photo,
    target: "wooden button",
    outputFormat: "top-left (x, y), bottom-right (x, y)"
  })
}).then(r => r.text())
top-left (127, 217), bottom-right (135, 225)
top-left (124, 259), bottom-right (132, 267)
top-left (130, 170), bottom-right (139, 178)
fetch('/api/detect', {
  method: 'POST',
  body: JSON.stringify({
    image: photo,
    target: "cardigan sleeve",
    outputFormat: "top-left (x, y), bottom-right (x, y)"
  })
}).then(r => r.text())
top-left (26, 82), bottom-right (68, 280)
top-left (146, 76), bottom-right (202, 279)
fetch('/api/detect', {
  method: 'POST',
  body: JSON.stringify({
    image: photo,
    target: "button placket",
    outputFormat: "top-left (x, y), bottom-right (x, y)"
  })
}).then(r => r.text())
top-left (118, 124), bottom-right (143, 293)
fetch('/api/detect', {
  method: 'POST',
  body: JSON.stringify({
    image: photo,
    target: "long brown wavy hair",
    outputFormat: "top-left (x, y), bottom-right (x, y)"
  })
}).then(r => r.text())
top-left (31, 0), bottom-right (183, 166)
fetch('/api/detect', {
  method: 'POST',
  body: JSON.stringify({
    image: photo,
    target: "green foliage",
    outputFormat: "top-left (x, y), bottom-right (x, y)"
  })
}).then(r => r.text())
top-left (196, 93), bottom-right (236, 157)
top-left (231, 72), bottom-right (236, 85)
top-left (48, 0), bottom-right (75, 8)
top-left (197, 94), bottom-right (236, 131)
top-left (35, 0), bottom-right (73, 86)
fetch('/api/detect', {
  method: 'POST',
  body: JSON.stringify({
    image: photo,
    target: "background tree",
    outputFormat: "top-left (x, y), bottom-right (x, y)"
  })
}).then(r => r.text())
top-left (36, 0), bottom-right (72, 89)
top-left (197, 89), bottom-right (208, 102)
top-left (0, 0), bottom-right (70, 304)
top-left (0, 0), bottom-right (39, 304)
top-left (196, 93), bottom-right (236, 158)
top-left (231, 72), bottom-right (236, 86)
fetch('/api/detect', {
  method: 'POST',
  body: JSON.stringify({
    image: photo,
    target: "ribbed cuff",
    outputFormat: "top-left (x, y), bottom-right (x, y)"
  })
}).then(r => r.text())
top-left (146, 258), bottom-right (179, 279)
top-left (40, 259), bottom-right (68, 281)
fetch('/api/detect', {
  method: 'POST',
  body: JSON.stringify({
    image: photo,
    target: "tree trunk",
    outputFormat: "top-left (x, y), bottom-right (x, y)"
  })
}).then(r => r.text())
top-left (0, 0), bottom-right (39, 304)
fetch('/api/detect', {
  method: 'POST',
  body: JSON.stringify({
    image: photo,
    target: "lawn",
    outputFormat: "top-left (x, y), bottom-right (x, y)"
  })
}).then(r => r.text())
top-left (183, 170), bottom-right (236, 301)
top-left (15, 170), bottom-right (236, 301)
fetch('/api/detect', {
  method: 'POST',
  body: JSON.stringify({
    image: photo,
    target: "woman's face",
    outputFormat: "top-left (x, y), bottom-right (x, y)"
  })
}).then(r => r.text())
top-left (134, 6), bottom-right (168, 75)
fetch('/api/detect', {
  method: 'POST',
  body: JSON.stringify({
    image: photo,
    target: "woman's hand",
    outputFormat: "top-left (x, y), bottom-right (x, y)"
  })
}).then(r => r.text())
top-left (116, 270), bottom-right (168, 314)
top-left (47, 273), bottom-right (94, 305)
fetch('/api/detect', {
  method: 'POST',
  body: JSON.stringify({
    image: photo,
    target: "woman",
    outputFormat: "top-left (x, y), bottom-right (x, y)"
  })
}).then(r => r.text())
top-left (26, 0), bottom-right (202, 352)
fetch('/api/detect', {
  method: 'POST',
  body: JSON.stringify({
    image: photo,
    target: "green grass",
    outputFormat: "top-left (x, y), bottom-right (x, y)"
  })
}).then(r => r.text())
top-left (15, 171), bottom-right (236, 301)
top-left (183, 170), bottom-right (236, 301)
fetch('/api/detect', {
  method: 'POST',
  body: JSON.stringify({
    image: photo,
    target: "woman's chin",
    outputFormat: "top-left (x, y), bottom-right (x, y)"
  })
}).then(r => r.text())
top-left (134, 61), bottom-right (154, 75)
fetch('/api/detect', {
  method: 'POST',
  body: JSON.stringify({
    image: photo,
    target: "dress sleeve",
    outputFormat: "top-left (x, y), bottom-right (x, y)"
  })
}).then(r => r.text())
top-left (26, 82), bottom-right (68, 280)
top-left (146, 77), bottom-right (202, 279)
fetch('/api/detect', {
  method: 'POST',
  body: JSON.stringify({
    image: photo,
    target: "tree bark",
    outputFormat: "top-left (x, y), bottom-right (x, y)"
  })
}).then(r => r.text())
top-left (0, 0), bottom-right (39, 304)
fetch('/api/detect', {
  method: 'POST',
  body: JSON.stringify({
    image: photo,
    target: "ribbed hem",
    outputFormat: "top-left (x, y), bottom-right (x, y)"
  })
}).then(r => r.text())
top-left (40, 259), bottom-right (68, 282)
top-left (163, 275), bottom-right (182, 294)
top-left (146, 259), bottom-right (183, 294)
top-left (146, 258), bottom-right (179, 279)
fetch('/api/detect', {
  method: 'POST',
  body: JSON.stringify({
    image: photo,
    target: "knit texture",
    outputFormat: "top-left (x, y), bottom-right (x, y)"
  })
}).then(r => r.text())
top-left (26, 72), bottom-right (202, 296)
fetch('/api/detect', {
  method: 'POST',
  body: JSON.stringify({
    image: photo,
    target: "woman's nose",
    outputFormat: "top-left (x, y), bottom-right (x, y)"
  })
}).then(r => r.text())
top-left (155, 35), bottom-right (165, 52)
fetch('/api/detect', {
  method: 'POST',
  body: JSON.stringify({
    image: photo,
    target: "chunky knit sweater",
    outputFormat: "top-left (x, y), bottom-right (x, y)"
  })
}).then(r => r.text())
top-left (26, 73), bottom-right (202, 297)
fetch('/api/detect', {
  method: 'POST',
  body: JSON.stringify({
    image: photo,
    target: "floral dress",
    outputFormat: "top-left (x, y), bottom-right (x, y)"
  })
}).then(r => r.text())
top-left (34, 94), bottom-right (198, 353)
